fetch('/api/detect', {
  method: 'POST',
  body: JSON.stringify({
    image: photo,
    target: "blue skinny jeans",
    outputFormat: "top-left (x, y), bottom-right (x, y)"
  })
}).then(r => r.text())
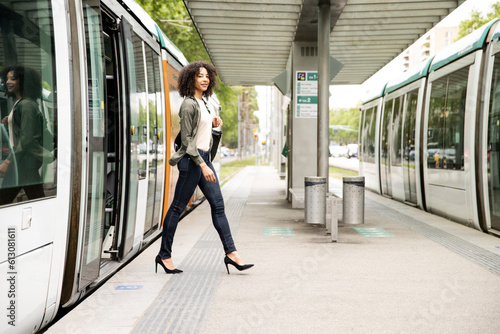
top-left (159, 150), bottom-right (236, 259)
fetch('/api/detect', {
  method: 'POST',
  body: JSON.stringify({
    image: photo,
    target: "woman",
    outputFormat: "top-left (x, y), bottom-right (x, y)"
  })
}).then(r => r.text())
top-left (0, 65), bottom-right (45, 204)
top-left (155, 61), bottom-right (253, 274)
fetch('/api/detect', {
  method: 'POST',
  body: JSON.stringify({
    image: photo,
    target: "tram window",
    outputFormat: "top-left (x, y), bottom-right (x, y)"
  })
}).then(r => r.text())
top-left (381, 99), bottom-right (393, 161)
top-left (132, 34), bottom-right (148, 179)
top-left (0, 0), bottom-right (57, 205)
top-left (391, 96), bottom-right (403, 167)
top-left (154, 56), bottom-right (163, 159)
top-left (145, 46), bottom-right (157, 154)
top-left (362, 107), bottom-right (376, 163)
top-left (404, 90), bottom-right (418, 163)
top-left (427, 66), bottom-right (468, 170)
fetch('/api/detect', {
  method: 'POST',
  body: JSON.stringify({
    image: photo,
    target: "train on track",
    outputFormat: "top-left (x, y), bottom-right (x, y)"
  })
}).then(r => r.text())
top-left (0, 0), bottom-right (220, 332)
top-left (359, 18), bottom-right (500, 236)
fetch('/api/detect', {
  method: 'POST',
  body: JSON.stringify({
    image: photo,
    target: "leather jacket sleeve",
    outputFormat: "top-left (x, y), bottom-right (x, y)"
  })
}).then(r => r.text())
top-left (168, 96), bottom-right (203, 166)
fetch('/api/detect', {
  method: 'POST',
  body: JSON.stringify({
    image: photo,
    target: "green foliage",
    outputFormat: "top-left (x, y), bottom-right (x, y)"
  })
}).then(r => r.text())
top-left (216, 82), bottom-right (240, 147)
top-left (457, 2), bottom-right (500, 40)
top-left (329, 166), bottom-right (358, 179)
top-left (216, 85), bottom-right (259, 148)
top-left (137, 0), bottom-right (208, 62)
top-left (221, 156), bottom-right (257, 167)
top-left (329, 107), bottom-right (360, 145)
top-left (136, 0), bottom-right (258, 148)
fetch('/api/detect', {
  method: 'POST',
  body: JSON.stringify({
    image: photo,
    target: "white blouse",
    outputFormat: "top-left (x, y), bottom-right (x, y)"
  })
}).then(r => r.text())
top-left (195, 98), bottom-right (213, 151)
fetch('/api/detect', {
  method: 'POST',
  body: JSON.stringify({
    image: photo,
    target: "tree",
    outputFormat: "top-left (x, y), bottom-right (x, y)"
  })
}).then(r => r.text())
top-left (136, 0), bottom-right (259, 147)
top-left (215, 86), bottom-right (259, 148)
top-left (456, 2), bottom-right (500, 40)
top-left (137, 0), bottom-right (208, 62)
top-left (329, 107), bottom-right (360, 145)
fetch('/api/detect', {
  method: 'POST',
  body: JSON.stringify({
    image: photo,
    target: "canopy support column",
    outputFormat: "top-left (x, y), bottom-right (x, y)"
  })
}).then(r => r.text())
top-left (318, 1), bottom-right (330, 188)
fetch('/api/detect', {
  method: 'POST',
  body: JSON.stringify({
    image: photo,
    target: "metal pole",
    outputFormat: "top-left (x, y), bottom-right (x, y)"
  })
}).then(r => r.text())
top-left (318, 1), bottom-right (330, 189)
top-left (238, 94), bottom-right (241, 160)
top-left (242, 92), bottom-right (245, 159)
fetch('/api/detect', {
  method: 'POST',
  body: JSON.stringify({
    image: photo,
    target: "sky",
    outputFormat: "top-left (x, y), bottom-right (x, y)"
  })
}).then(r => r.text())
top-left (255, 0), bottom-right (499, 130)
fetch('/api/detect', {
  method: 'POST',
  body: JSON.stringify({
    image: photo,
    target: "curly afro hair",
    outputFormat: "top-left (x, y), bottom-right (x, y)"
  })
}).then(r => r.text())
top-left (0, 64), bottom-right (42, 100)
top-left (177, 60), bottom-right (218, 98)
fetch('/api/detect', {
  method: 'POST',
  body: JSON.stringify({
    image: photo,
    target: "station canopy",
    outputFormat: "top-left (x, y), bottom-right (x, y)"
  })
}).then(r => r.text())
top-left (183, 0), bottom-right (466, 85)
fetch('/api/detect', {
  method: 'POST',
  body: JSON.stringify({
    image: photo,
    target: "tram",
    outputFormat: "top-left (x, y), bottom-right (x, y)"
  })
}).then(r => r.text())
top-left (0, 0), bottom-right (220, 332)
top-left (359, 18), bottom-right (500, 236)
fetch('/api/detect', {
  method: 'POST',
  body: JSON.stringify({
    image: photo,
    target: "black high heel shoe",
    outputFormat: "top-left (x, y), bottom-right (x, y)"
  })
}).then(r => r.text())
top-left (224, 255), bottom-right (253, 274)
top-left (155, 255), bottom-right (183, 274)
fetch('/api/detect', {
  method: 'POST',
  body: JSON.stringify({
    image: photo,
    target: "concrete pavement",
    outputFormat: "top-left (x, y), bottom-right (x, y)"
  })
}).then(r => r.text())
top-left (47, 165), bottom-right (500, 334)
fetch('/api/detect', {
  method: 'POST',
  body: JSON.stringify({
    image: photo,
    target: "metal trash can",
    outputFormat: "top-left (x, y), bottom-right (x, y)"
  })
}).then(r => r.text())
top-left (342, 176), bottom-right (365, 224)
top-left (305, 176), bottom-right (326, 225)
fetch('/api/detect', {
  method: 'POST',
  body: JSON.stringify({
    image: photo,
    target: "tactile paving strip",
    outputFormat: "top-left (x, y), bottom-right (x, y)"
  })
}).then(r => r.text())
top-left (132, 169), bottom-right (254, 334)
top-left (353, 227), bottom-right (395, 238)
top-left (262, 227), bottom-right (295, 236)
top-left (370, 200), bottom-right (500, 276)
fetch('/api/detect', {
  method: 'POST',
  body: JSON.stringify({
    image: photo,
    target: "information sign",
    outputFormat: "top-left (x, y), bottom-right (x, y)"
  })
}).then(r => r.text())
top-left (295, 71), bottom-right (317, 118)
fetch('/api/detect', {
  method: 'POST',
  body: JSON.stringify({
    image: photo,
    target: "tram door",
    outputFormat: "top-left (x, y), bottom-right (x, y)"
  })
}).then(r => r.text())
top-left (101, 10), bottom-right (123, 261)
top-left (403, 91), bottom-right (418, 204)
top-left (79, 1), bottom-right (108, 288)
top-left (118, 17), bottom-right (143, 259)
top-left (486, 54), bottom-right (500, 231)
top-left (380, 100), bottom-right (393, 196)
top-left (144, 49), bottom-right (163, 236)
top-left (79, 2), bottom-right (147, 289)
top-left (99, 12), bottom-right (145, 261)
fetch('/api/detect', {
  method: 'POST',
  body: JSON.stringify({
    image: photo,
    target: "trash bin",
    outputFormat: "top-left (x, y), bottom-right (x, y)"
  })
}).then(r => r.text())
top-left (342, 176), bottom-right (365, 224)
top-left (305, 176), bottom-right (326, 225)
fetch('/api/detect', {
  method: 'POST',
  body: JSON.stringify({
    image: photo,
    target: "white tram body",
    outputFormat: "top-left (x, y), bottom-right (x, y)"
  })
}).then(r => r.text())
top-left (359, 18), bottom-right (500, 235)
top-left (0, 0), bottom-right (218, 332)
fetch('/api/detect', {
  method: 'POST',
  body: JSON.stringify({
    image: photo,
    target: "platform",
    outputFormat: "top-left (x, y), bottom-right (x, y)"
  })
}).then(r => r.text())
top-left (46, 165), bottom-right (500, 334)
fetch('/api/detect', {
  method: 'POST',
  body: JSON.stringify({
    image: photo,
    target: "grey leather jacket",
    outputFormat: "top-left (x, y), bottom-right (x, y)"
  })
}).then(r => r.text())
top-left (168, 96), bottom-right (212, 166)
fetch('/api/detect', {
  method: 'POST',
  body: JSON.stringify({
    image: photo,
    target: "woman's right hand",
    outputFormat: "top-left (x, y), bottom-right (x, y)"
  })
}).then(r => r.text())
top-left (0, 159), bottom-right (11, 177)
top-left (199, 162), bottom-right (216, 183)
top-left (1, 116), bottom-right (7, 126)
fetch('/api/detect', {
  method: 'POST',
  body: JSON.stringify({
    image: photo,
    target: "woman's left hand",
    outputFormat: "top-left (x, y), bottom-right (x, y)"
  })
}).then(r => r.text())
top-left (213, 117), bottom-right (223, 128)
top-left (199, 162), bottom-right (216, 183)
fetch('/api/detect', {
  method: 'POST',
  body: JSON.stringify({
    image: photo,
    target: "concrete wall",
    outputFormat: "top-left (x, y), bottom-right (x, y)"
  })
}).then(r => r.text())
top-left (289, 42), bottom-right (318, 208)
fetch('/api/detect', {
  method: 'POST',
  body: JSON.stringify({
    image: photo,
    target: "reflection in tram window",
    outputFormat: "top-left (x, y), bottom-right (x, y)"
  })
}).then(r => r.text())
top-left (0, 1), bottom-right (57, 205)
top-left (427, 66), bottom-right (468, 170)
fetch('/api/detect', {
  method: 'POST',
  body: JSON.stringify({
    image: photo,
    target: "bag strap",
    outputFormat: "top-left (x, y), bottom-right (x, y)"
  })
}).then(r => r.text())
top-left (202, 97), bottom-right (211, 114)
